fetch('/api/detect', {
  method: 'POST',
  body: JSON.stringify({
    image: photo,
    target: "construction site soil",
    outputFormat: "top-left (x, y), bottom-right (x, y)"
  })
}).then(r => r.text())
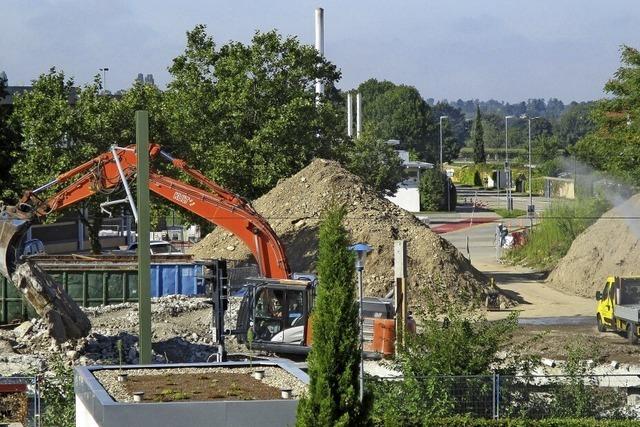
top-left (547, 194), bottom-right (640, 298)
top-left (191, 159), bottom-right (497, 310)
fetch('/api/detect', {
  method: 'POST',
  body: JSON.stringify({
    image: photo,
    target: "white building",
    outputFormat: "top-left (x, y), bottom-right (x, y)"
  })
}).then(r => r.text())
top-left (384, 140), bottom-right (434, 212)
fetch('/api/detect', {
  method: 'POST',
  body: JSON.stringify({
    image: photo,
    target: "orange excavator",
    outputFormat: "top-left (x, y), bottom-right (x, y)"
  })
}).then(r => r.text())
top-left (0, 145), bottom-right (395, 353)
top-left (0, 143), bottom-right (291, 281)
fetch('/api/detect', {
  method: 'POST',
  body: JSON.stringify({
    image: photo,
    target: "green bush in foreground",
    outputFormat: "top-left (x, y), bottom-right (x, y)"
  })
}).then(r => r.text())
top-left (508, 197), bottom-right (609, 269)
top-left (377, 418), bottom-right (640, 427)
top-left (40, 358), bottom-right (75, 427)
top-left (420, 169), bottom-right (457, 211)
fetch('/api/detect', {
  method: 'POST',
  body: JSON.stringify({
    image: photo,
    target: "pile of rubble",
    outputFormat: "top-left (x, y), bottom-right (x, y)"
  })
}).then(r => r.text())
top-left (0, 295), bottom-right (245, 376)
top-left (191, 159), bottom-right (501, 311)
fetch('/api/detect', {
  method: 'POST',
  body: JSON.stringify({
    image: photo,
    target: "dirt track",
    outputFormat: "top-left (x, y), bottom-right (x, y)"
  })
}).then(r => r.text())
top-left (440, 222), bottom-right (639, 363)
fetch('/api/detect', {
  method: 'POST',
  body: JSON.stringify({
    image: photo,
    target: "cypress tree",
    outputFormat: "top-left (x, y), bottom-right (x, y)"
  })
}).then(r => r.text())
top-left (296, 205), bottom-right (363, 427)
top-left (473, 105), bottom-right (486, 164)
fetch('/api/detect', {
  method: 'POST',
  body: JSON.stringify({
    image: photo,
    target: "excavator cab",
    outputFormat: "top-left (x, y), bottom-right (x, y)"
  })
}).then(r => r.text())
top-left (236, 277), bottom-right (316, 355)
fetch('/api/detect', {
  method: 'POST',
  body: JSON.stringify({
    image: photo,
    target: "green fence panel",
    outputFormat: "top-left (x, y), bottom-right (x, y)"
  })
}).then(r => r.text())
top-left (66, 273), bottom-right (84, 300)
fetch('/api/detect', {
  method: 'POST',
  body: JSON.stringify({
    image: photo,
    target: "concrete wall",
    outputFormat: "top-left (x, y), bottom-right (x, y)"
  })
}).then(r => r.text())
top-left (75, 361), bottom-right (308, 427)
top-left (386, 185), bottom-right (420, 212)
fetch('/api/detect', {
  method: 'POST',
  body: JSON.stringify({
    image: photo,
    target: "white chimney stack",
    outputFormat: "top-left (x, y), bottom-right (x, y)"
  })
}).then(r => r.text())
top-left (315, 8), bottom-right (325, 103)
top-left (356, 92), bottom-right (362, 138)
top-left (347, 93), bottom-right (353, 137)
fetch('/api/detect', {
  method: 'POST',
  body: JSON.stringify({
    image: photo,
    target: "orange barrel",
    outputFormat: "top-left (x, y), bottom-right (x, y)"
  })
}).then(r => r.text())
top-left (381, 319), bottom-right (396, 357)
top-left (372, 319), bottom-right (385, 352)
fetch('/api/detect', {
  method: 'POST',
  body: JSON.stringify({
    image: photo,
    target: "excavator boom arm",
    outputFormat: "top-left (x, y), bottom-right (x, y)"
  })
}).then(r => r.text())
top-left (0, 144), bottom-right (291, 279)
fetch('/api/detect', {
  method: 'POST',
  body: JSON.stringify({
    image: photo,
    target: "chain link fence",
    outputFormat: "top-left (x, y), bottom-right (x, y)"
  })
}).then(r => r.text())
top-left (371, 373), bottom-right (640, 420)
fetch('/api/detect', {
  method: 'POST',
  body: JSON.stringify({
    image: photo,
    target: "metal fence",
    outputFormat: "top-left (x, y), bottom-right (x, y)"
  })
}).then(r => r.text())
top-left (0, 376), bottom-right (40, 427)
top-left (371, 373), bottom-right (640, 420)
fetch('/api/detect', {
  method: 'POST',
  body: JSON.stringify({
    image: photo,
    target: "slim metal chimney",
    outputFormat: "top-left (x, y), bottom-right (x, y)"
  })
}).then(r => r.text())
top-left (356, 92), bottom-right (362, 138)
top-left (315, 8), bottom-right (325, 103)
top-left (347, 92), bottom-right (353, 137)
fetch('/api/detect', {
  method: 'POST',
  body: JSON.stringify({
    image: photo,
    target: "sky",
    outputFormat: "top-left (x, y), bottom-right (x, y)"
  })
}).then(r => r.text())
top-left (2, 1), bottom-right (639, 103)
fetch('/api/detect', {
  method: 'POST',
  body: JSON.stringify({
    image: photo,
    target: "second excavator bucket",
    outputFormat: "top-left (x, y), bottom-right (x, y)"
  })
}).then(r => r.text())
top-left (0, 204), bottom-right (34, 281)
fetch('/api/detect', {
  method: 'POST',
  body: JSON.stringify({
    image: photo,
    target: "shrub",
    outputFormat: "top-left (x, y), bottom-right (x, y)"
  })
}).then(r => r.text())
top-left (508, 197), bottom-right (609, 268)
top-left (41, 358), bottom-right (75, 427)
top-left (420, 169), bottom-right (456, 211)
top-left (370, 299), bottom-right (519, 425)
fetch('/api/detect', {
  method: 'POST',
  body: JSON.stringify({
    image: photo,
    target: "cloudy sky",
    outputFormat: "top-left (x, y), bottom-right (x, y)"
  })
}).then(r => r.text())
top-left (2, 1), bottom-right (639, 102)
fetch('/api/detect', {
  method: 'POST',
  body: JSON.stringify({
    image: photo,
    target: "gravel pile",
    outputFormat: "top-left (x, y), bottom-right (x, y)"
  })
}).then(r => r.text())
top-left (94, 366), bottom-right (307, 402)
top-left (547, 194), bottom-right (640, 297)
top-left (191, 159), bottom-right (500, 310)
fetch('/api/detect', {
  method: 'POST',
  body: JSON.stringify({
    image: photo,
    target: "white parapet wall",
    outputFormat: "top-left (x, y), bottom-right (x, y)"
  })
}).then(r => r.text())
top-left (386, 185), bottom-right (420, 212)
top-left (76, 395), bottom-right (100, 427)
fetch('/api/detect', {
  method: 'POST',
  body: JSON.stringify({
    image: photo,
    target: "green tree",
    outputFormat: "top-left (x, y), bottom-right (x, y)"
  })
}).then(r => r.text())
top-left (472, 106), bottom-right (486, 163)
top-left (555, 101), bottom-right (596, 148)
top-left (164, 25), bottom-right (345, 199)
top-left (432, 101), bottom-right (468, 162)
top-left (575, 45), bottom-right (640, 184)
top-left (296, 206), bottom-right (364, 427)
top-left (420, 169), bottom-right (455, 211)
top-left (0, 77), bottom-right (21, 200)
top-left (533, 134), bottom-right (561, 163)
top-left (10, 70), bottom-right (165, 252)
top-left (356, 79), bottom-right (435, 161)
top-left (345, 129), bottom-right (404, 196)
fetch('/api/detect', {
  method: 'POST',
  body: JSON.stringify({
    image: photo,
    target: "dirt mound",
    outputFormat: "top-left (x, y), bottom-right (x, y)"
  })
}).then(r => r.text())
top-left (547, 194), bottom-right (640, 297)
top-left (191, 159), bottom-right (492, 310)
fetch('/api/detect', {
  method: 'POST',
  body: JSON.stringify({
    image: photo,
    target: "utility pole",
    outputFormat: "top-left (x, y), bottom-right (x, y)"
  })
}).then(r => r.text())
top-left (505, 115), bottom-right (514, 212)
top-left (314, 8), bottom-right (324, 105)
top-left (439, 116), bottom-right (449, 211)
top-left (136, 111), bottom-right (152, 364)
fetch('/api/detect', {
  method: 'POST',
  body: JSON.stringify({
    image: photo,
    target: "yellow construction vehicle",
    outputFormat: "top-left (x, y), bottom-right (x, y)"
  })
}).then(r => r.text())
top-left (595, 276), bottom-right (640, 344)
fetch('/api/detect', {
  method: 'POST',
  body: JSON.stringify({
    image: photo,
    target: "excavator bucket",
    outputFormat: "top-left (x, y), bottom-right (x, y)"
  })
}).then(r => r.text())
top-left (0, 218), bottom-right (31, 280)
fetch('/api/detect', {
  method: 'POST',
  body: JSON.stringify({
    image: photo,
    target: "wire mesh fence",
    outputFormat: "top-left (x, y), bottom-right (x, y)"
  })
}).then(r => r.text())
top-left (370, 373), bottom-right (640, 420)
top-left (0, 376), bottom-right (40, 427)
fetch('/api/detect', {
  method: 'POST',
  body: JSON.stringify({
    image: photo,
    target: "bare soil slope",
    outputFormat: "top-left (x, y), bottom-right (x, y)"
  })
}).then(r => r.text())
top-left (191, 159), bottom-right (491, 310)
top-left (547, 194), bottom-right (640, 297)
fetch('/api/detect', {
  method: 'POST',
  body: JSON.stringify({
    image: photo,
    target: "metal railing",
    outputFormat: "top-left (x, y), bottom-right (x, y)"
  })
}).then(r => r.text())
top-left (371, 373), bottom-right (640, 420)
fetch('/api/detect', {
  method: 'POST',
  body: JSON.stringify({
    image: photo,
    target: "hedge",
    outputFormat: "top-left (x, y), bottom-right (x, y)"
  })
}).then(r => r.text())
top-left (376, 417), bottom-right (640, 427)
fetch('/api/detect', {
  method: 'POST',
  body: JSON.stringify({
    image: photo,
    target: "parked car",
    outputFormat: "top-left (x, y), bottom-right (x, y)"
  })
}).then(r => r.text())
top-left (113, 240), bottom-right (183, 255)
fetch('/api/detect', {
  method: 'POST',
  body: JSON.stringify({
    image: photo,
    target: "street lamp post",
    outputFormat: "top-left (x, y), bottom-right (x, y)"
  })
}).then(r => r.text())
top-left (349, 242), bottom-right (372, 403)
top-left (504, 115), bottom-right (515, 212)
top-left (521, 115), bottom-right (540, 230)
top-left (439, 115), bottom-right (448, 170)
top-left (99, 67), bottom-right (109, 93)
top-left (439, 116), bottom-right (451, 211)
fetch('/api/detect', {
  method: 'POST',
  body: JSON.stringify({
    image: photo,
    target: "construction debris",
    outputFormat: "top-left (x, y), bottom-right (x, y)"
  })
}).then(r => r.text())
top-left (191, 159), bottom-right (502, 310)
top-left (11, 260), bottom-right (91, 343)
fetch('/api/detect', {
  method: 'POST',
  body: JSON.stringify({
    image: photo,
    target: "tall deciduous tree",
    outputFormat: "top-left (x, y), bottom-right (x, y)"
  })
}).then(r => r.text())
top-left (297, 206), bottom-right (364, 427)
top-left (472, 106), bottom-right (486, 164)
top-left (575, 45), bottom-right (640, 184)
top-left (0, 77), bottom-right (20, 200)
top-left (345, 129), bottom-right (404, 196)
top-left (10, 69), bottom-right (164, 252)
top-left (432, 101), bottom-right (468, 162)
top-left (164, 25), bottom-right (345, 199)
top-left (356, 79), bottom-right (435, 161)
